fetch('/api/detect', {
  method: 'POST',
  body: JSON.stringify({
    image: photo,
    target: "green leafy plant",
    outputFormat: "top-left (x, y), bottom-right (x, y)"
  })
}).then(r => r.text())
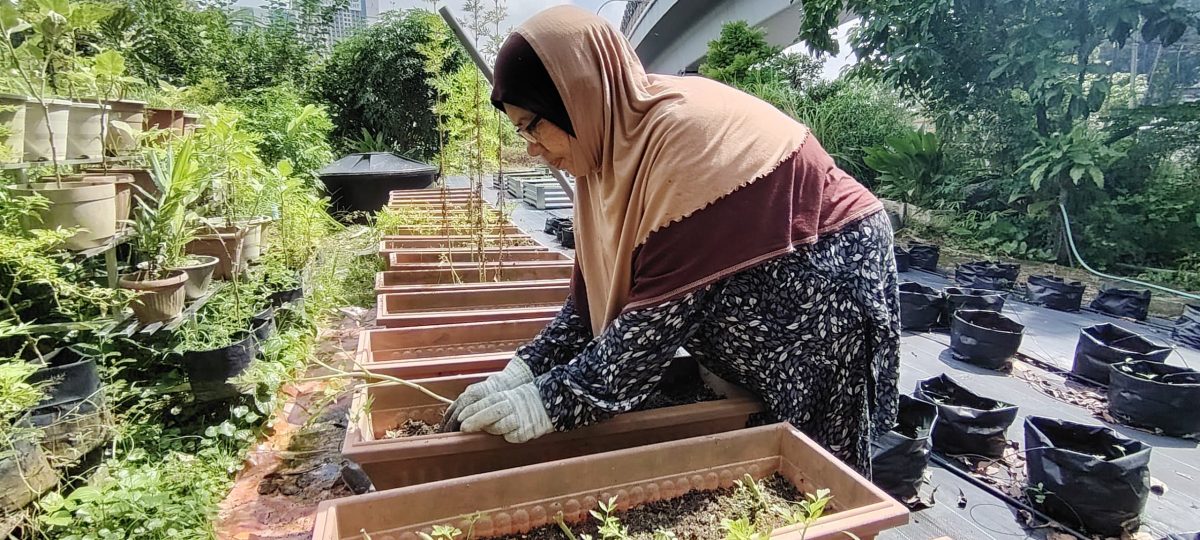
top-left (699, 21), bottom-right (779, 85)
top-left (131, 139), bottom-right (210, 274)
top-left (864, 130), bottom-right (948, 224)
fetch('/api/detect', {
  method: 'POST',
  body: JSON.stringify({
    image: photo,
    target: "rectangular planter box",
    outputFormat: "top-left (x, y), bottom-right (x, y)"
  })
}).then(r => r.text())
top-left (375, 277), bottom-right (571, 296)
top-left (383, 224), bottom-right (524, 236)
top-left (376, 284), bottom-right (567, 328)
top-left (342, 374), bottom-right (766, 491)
top-left (375, 265), bottom-right (573, 292)
top-left (322, 423), bottom-right (908, 540)
top-left (387, 247), bottom-right (564, 267)
top-left (388, 258), bottom-right (572, 273)
top-left (358, 318), bottom-right (552, 379)
top-left (379, 235), bottom-right (536, 251)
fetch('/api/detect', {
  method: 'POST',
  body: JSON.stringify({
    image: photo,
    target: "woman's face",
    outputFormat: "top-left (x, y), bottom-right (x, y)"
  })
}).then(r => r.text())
top-left (503, 103), bottom-right (582, 176)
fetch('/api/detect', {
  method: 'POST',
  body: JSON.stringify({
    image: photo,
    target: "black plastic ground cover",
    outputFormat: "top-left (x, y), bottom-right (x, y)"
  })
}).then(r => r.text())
top-left (1108, 360), bottom-right (1200, 440)
top-left (1173, 304), bottom-right (1200, 350)
top-left (894, 246), bottom-right (911, 272)
top-left (1091, 286), bottom-right (1152, 321)
top-left (955, 261), bottom-right (1021, 290)
top-left (908, 243), bottom-right (940, 271)
top-left (950, 310), bottom-right (1025, 370)
top-left (1024, 416), bottom-right (1152, 537)
top-left (942, 287), bottom-right (1005, 326)
top-left (1072, 323), bottom-right (1171, 384)
top-left (1027, 275), bottom-right (1085, 312)
top-left (871, 395), bottom-right (937, 501)
top-left (899, 282), bottom-right (943, 330)
top-left (915, 374), bottom-right (1018, 458)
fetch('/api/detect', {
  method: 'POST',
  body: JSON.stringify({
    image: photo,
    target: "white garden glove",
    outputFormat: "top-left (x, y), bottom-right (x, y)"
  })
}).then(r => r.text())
top-left (440, 358), bottom-right (533, 432)
top-left (457, 382), bottom-right (554, 443)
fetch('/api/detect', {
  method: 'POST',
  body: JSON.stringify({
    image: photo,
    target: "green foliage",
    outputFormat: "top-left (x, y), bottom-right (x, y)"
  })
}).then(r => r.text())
top-left (700, 21), bottom-right (780, 84)
top-left (132, 139), bottom-right (210, 272)
top-left (1018, 123), bottom-right (1122, 193)
top-left (231, 84), bottom-right (335, 179)
top-left (865, 130), bottom-right (946, 207)
top-left (312, 9), bottom-right (465, 159)
top-left (430, 63), bottom-right (513, 174)
top-left (0, 359), bottom-right (43, 423)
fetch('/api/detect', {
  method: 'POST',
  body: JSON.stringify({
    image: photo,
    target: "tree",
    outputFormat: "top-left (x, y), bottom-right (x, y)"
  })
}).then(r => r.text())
top-left (699, 21), bottom-right (780, 84)
top-left (310, 9), bottom-right (465, 159)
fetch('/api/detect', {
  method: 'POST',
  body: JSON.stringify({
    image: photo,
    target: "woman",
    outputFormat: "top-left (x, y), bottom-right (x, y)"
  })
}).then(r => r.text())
top-left (443, 6), bottom-right (900, 472)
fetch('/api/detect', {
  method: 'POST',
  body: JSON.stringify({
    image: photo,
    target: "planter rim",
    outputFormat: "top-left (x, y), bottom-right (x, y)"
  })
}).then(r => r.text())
top-left (68, 101), bottom-right (102, 109)
top-left (185, 329), bottom-right (254, 356)
top-left (27, 97), bottom-right (72, 106)
top-left (1082, 323), bottom-right (1168, 356)
top-left (13, 181), bottom-right (115, 203)
top-left (108, 98), bottom-right (148, 106)
top-left (166, 254), bottom-right (220, 271)
top-left (953, 309), bottom-right (1025, 335)
top-left (66, 173), bottom-right (134, 184)
top-left (118, 269), bottom-right (188, 289)
top-left (1110, 360), bottom-right (1200, 388)
top-left (194, 224), bottom-right (248, 239)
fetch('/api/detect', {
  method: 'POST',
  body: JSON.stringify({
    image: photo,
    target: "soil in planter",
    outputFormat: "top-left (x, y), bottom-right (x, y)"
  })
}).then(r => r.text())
top-left (386, 418), bottom-right (440, 438)
top-left (493, 474), bottom-right (804, 540)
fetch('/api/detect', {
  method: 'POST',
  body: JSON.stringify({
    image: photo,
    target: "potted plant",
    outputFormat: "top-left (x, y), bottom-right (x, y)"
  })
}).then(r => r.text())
top-left (174, 281), bottom-right (270, 401)
top-left (120, 141), bottom-right (211, 322)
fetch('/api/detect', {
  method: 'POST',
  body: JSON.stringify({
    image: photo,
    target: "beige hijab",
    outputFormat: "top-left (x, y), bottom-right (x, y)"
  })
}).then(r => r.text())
top-left (516, 6), bottom-right (809, 335)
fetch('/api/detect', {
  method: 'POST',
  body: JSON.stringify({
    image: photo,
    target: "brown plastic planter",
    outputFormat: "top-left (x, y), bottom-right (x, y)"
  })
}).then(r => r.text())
top-left (342, 374), bottom-right (765, 491)
top-left (384, 224), bottom-right (524, 236)
top-left (379, 235), bottom-right (535, 250)
top-left (386, 247), bottom-right (559, 266)
top-left (375, 266), bottom-right (573, 293)
top-left (387, 258), bottom-right (572, 273)
top-left (187, 225), bottom-right (247, 279)
top-left (324, 423), bottom-right (907, 539)
top-left (357, 318), bottom-right (551, 379)
top-left (376, 284), bottom-right (567, 328)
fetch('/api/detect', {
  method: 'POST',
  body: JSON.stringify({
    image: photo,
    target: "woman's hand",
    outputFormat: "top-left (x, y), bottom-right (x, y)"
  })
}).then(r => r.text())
top-left (440, 358), bottom-right (534, 432)
top-left (456, 383), bottom-right (554, 443)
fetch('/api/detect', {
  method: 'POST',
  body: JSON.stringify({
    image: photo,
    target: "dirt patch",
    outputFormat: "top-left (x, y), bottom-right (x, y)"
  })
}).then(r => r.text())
top-left (492, 474), bottom-right (804, 540)
top-left (385, 418), bottom-right (442, 438)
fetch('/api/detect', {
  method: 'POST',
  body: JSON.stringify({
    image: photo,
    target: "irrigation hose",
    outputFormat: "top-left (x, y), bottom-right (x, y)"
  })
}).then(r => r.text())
top-left (1058, 203), bottom-right (1200, 302)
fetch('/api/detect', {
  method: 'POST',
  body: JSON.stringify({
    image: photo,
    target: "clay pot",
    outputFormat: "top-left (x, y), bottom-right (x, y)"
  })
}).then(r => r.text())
top-left (377, 284), bottom-right (567, 328)
top-left (378, 234), bottom-right (536, 251)
top-left (326, 424), bottom-right (908, 539)
top-left (23, 98), bottom-right (70, 162)
top-left (105, 99), bottom-right (145, 155)
top-left (145, 107), bottom-right (184, 134)
top-left (119, 269), bottom-right (188, 323)
top-left (0, 94), bottom-right (27, 163)
top-left (10, 181), bottom-right (116, 250)
top-left (187, 225), bottom-right (247, 279)
top-left (69, 172), bottom-right (135, 227)
top-left (167, 255), bottom-right (219, 300)
top-left (358, 318), bottom-right (552, 379)
top-left (386, 246), bottom-right (562, 267)
top-left (343, 374), bottom-right (765, 490)
top-left (66, 102), bottom-right (105, 159)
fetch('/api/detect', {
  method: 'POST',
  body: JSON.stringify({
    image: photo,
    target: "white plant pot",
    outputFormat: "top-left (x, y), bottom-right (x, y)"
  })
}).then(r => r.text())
top-left (10, 181), bottom-right (117, 250)
top-left (23, 98), bottom-right (70, 163)
top-left (0, 94), bottom-right (27, 163)
top-left (106, 99), bottom-right (145, 155)
top-left (67, 102), bottom-right (105, 159)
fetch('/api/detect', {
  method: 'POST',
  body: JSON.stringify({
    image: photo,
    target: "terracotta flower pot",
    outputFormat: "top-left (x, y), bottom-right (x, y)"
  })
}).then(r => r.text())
top-left (357, 318), bottom-right (552, 379)
top-left (66, 102), bottom-right (105, 159)
top-left (145, 107), bottom-right (184, 134)
top-left (10, 181), bottom-right (116, 250)
top-left (23, 98), bottom-right (70, 162)
top-left (324, 424), bottom-right (908, 539)
top-left (119, 269), bottom-right (188, 323)
top-left (378, 234), bottom-right (536, 251)
top-left (342, 374), bottom-right (765, 490)
top-left (84, 166), bottom-right (154, 207)
top-left (69, 172), bottom-right (135, 227)
top-left (377, 285), bottom-right (567, 328)
top-left (167, 255), bottom-right (219, 300)
top-left (386, 246), bottom-right (558, 266)
top-left (0, 94), bottom-right (27, 163)
top-left (105, 99), bottom-right (145, 155)
top-left (187, 225), bottom-right (247, 279)
top-left (375, 266), bottom-right (573, 295)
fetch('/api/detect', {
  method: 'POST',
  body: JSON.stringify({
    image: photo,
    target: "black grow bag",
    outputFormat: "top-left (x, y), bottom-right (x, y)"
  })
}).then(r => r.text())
top-left (915, 374), bottom-right (1018, 458)
top-left (1024, 416), bottom-right (1151, 537)
top-left (544, 216), bottom-right (571, 235)
top-left (871, 395), bottom-right (938, 500)
top-left (898, 282), bottom-right (943, 331)
top-left (1173, 304), bottom-right (1200, 350)
top-left (955, 261), bottom-right (1021, 290)
top-left (908, 243), bottom-right (940, 271)
top-left (1108, 361), bottom-right (1200, 440)
top-left (252, 307), bottom-right (275, 342)
top-left (942, 287), bottom-right (1005, 326)
top-left (559, 226), bottom-right (575, 249)
top-left (269, 286), bottom-right (304, 308)
top-left (27, 348), bottom-right (101, 408)
top-left (1091, 286), bottom-right (1152, 321)
top-left (950, 310), bottom-right (1025, 370)
top-left (894, 246), bottom-right (911, 272)
top-left (1072, 323), bottom-right (1170, 385)
top-left (182, 330), bottom-right (260, 401)
top-left (317, 152), bottom-right (438, 215)
top-left (1026, 275), bottom-right (1085, 312)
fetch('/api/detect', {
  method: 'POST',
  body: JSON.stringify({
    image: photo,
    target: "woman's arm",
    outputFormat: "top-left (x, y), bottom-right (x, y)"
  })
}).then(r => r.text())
top-left (513, 294), bottom-right (592, 375)
top-left (533, 287), bottom-right (712, 431)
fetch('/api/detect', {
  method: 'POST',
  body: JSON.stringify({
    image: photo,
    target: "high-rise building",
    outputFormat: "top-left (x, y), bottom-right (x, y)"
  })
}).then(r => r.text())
top-left (257, 0), bottom-right (380, 52)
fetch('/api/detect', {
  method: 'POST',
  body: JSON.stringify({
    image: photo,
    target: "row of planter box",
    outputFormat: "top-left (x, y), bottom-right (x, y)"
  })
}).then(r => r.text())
top-left (0, 94), bottom-right (195, 163)
top-left (312, 192), bottom-right (909, 540)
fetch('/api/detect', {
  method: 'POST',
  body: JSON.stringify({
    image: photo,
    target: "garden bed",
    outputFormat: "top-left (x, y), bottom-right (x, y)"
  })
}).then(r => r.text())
top-left (376, 284), bottom-right (567, 328)
top-left (356, 318), bottom-right (553, 379)
top-left (374, 266), bottom-right (572, 293)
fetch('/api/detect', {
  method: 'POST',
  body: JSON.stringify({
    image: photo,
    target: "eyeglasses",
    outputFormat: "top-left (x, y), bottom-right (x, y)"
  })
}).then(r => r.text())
top-left (515, 114), bottom-right (543, 144)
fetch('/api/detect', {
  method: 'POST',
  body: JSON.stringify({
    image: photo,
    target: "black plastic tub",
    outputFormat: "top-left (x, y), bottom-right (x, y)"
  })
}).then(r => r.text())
top-left (898, 282), bottom-right (943, 330)
top-left (182, 330), bottom-right (260, 401)
top-left (1108, 360), bottom-right (1200, 440)
top-left (269, 286), bottom-right (304, 308)
top-left (950, 310), bottom-right (1025, 370)
top-left (27, 348), bottom-right (101, 408)
top-left (558, 226), bottom-right (575, 249)
top-left (942, 287), bottom-right (1005, 325)
top-left (871, 394), bottom-right (938, 501)
top-left (1091, 286), bottom-right (1152, 321)
top-left (1072, 323), bottom-right (1171, 384)
top-left (955, 260), bottom-right (1020, 290)
top-left (544, 216), bottom-right (571, 235)
top-left (317, 152), bottom-right (438, 215)
top-left (1026, 275), bottom-right (1085, 312)
top-left (908, 243), bottom-right (940, 271)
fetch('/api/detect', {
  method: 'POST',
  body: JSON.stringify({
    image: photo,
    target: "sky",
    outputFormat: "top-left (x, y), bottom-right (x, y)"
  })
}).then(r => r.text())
top-left (233, 0), bottom-right (856, 79)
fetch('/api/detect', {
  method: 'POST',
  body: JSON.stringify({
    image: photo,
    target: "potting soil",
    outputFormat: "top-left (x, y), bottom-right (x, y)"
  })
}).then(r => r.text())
top-left (385, 418), bottom-right (440, 438)
top-left (490, 474), bottom-right (805, 540)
